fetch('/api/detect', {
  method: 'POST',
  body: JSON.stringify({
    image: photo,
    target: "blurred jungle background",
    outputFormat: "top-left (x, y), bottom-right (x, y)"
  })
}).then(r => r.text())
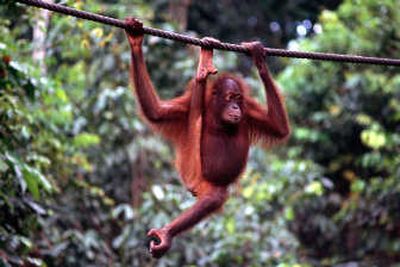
top-left (1, 0), bottom-right (399, 266)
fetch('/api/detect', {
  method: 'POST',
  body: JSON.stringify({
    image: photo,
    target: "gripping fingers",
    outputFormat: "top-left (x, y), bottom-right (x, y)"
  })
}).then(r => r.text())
top-left (242, 41), bottom-right (266, 57)
top-left (196, 37), bottom-right (219, 80)
top-left (147, 228), bottom-right (171, 258)
top-left (125, 17), bottom-right (144, 35)
top-left (242, 41), bottom-right (267, 69)
top-left (125, 17), bottom-right (144, 48)
top-left (145, 235), bottom-right (160, 250)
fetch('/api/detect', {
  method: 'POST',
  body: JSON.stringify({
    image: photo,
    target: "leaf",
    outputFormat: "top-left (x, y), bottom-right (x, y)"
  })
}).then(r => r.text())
top-left (356, 113), bottom-right (373, 126)
top-left (22, 164), bottom-right (52, 200)
top-left (22, 166), bottom-right (40, 200)
top-left (91, 27), bottom-right (104, 38)
top-left (26, 154), bottom-right (51, 167)
top-left (5, 153), bottom-right (26, 192)
top-left (225, 218), bottom-right (236, 235)
top-left (242, 186), bottom-right (254, 199)
top-left (112, 204), bottom-right (134, 221)
top-left (55, 88), bottom-right (68, 103)
top-left (361, 129), bottom-right (386, 150)
top-left (81, 39), bottom-right (90, 50)
top-left (0, 158), bottom-right (8, 172)
top-left (24, 198), bottom-right (47, 215)
top-left (305, 181), bottom-right (324, 196)
top-left (284, 206), bottom-right (295, 221)
top-left (73, 133), bottom-right (101, 148)
top-left (351, 180), bottom-right (365, 193)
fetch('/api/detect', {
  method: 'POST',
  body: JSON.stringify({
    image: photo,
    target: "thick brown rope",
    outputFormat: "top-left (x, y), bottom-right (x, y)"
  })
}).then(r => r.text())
top-left (16, 0), bottom-right (400, 66)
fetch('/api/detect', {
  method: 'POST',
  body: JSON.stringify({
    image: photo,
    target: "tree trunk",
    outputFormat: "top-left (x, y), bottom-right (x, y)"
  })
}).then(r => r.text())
top-left (32, 0), bottom-right (52, 75)
top-left (130, 152), bottom-right (148, 208)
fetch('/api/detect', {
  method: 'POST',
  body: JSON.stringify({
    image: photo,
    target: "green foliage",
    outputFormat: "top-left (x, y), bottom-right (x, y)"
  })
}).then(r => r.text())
top-left (279, 0), bottom-right (400, 264)
top-left (1, 0), bottom-right (400, 266)
top-left (0, 7), bottom-right (100, 263)
top-left (105, 154), bottom-right (321, 266)
top-left (73, 133), bottom-right (101, 148)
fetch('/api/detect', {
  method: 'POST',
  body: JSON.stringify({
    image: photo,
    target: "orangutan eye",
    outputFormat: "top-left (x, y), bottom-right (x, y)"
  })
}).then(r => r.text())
top-left (225, 94), bottom-right (232, 101)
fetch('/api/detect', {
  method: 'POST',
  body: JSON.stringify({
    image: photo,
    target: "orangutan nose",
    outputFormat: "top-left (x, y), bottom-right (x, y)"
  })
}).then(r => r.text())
top-left (232, 103), bottom-right (239, 110)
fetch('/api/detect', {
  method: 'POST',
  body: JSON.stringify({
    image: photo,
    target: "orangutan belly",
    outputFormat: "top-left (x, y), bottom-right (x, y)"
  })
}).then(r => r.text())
top-left (201, 130), bottom-right (249, 186)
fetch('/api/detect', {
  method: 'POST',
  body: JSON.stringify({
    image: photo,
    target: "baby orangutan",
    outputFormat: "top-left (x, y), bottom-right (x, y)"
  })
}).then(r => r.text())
top-left (125, 17), bottom-right (290, 258)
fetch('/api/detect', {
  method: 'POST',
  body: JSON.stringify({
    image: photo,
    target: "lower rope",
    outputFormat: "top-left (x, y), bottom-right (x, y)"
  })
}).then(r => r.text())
top-left (15, 0), bottom-right (400, 66)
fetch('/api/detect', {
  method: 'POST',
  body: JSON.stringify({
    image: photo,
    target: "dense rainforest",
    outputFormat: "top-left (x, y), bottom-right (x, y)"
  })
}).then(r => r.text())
top-left (1, 0), bottom-right (399, 266)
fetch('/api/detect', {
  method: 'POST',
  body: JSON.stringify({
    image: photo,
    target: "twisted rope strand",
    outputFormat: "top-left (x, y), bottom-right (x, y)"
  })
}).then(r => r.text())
top-left (16, 0), bottom-right (400, 66)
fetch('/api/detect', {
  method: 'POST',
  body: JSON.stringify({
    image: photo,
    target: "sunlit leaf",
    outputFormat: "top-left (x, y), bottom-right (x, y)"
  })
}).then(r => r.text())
top-left (225, 218), bottom-right (236, 235)
top-left (305, 181), bottom-right (323, 196)
top-left (351, 180), bottom-right (365, 193)
top-left (81, 39), bottom-right (90, 50)
top-left (284, 206), bottom-right (295, 221)
top-left (361, 129), bottom-right (386, 150)
top-left (73, 132), bottom-right (101, 148)
top-left (242, 186), bottom-right (254, 199)
top-left (92, 27), bottom-right (104, 38)
top-left (22, 164), bottom-right (52, 200)
top-left (355, 113), bottom-right (373, 126)
top-left (22, 167), bottom-right (40, 200)
top-left (55, 88), bottom-right (68, 103)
